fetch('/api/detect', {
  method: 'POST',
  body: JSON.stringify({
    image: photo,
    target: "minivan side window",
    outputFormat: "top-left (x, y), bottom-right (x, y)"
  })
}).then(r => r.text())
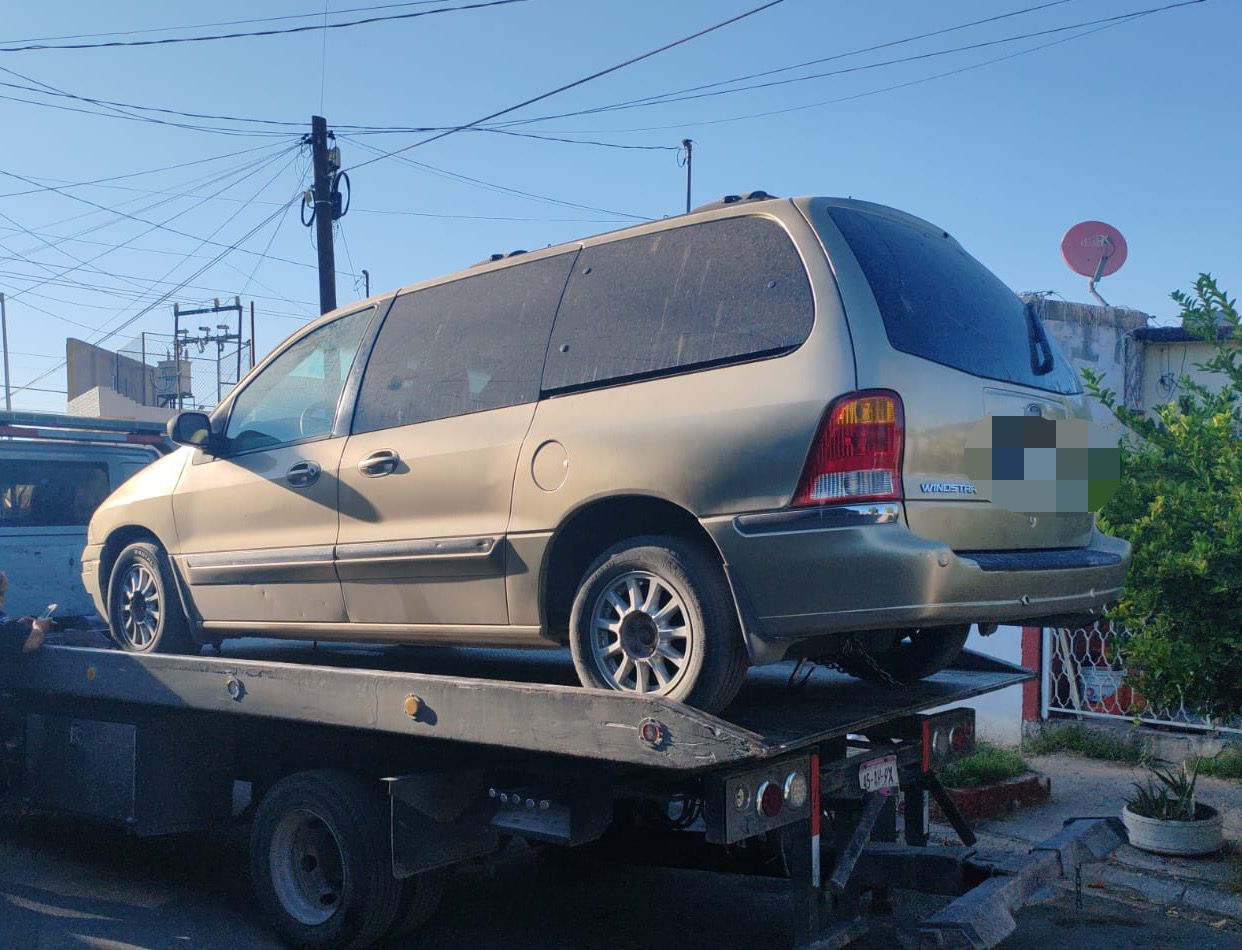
top-left (351, 252), bottom-right (575, 433)
top-left (224, 307), bottom-right (374, 452)
top-left (827, 207), bottom-right (1081, 395)
top-left (543, 216), bottom-right (814, 392)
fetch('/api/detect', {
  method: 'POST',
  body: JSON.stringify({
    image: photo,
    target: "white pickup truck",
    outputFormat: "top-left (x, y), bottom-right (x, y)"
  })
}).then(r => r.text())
top-left (0, 412), bottom-right (165, 622)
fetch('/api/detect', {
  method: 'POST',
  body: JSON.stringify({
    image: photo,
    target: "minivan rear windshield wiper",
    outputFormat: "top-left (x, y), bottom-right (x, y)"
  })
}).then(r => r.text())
top-left (1025, 301), bottom-right (1055, 376)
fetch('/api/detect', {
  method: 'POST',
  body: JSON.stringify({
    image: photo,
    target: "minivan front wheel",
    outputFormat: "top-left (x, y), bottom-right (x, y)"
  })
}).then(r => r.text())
top-left (108, 541), bottom-right (193, 654)
top-left (568, 536), bottom-right (748, 714)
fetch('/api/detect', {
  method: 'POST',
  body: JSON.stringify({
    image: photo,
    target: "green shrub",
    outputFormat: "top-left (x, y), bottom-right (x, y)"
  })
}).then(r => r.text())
top-left (1082, 275), bottom-right (1242, 718)
top-left (1192, 746), bottom-right (1242, 781)
top-left (938, 742), bottom-right (1029, 788)
top-left (1023, 724), bottom-right (1150, 765)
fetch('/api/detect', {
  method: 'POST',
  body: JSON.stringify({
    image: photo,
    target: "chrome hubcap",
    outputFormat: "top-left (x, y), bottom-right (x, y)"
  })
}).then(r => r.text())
top-left (590, 571), bottom-right (691, 695)
top-left (119, 565), bottom-right (161, 648)
top-left (270, 809), bottom-right (345, 926)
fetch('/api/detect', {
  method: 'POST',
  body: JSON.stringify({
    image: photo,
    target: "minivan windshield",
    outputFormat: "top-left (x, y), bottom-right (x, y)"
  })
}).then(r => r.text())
top-left (828, 207), bottom-right (1081, 395)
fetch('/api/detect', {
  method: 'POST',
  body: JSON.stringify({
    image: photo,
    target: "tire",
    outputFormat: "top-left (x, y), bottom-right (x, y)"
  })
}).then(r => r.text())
top-left (385, 869), bottom-right (446, 940)
top-left (837, 625), bottom-right (971, 686)
top-left (250, 770), bottom-right (401, 950)
top-left (568, 535), bottom-right (748, 714)
top-left (107, 541), bottom-right (194, 654)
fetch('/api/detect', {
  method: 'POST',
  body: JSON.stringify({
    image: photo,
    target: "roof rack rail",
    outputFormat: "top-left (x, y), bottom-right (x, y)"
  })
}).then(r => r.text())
top-left (691, 190), bottom-right (779, 213)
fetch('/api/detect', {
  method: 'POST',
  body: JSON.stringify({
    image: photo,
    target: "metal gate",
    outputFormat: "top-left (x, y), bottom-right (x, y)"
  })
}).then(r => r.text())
top-left (1043, 620), bottom-right (1242, 736)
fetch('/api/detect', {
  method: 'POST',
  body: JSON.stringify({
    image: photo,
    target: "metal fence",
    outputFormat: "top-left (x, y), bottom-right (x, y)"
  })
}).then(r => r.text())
top-left (117, 330), bottom-right (251, 412)
top-left (1044, 621), bottom-right (1242, 736)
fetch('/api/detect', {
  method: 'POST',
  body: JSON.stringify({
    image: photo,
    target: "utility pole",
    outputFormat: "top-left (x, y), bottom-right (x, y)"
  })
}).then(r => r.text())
top-left (0, 293), bottom-right (10, 410)
top-left (681, 139), bottom-right (693, 214)
top-left (309, 115), bottom-right (338, 315)
top-left (361, 269), bottom-right (370, 298)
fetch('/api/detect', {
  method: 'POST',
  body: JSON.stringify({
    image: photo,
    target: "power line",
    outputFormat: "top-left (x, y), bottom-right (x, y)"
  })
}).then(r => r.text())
top-left (344, 0), bottom-right (787, 173)
top-left (0, 141), bottom-right (289, 199)
top-left (499, 1), bottom-right (1205, 125)
top-left (0, 147), bottom-right (302, 306)
top-left (493, 0), bottom-right (1082, 128)
top-left (342, 135), bottom-right (649, 219)
top-left (0, 0), bottom-right (530, 53)
top-left (0, 1), bottom-right (457, 45)
top-left (574, 13), bottom-right (1171, 136)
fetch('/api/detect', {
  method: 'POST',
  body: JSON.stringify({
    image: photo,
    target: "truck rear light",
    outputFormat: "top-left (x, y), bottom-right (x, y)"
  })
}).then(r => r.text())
top-left (756, 780), bottom-right (784, 818)
top-left (783, 770), bottom-right (809, 810)
top-left (792, 390), bottom-right (904, 507)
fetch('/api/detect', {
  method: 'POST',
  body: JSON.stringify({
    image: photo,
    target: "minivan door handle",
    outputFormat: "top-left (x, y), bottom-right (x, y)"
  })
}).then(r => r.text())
top-left (357, 449), bottom-right (400, 477)
top-left (285, 460), bottom-right (322, 488)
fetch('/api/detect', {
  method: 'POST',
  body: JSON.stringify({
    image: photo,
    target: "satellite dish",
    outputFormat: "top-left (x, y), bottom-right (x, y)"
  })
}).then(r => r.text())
top-left (1061, 220), bottom-right (1127, 306)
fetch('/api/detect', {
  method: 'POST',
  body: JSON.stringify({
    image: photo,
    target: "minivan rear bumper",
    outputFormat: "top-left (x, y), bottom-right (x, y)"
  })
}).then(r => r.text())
top-left (704, 508), bottom-right (1130, 663)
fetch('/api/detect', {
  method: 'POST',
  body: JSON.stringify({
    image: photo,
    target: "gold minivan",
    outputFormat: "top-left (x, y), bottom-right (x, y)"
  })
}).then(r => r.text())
top-left (84, 194), bottom-right (1129, 712)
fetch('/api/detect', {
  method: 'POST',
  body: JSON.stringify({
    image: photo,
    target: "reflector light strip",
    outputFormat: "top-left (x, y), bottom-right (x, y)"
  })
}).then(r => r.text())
top-left (810, 751), bottom-right (821, 888)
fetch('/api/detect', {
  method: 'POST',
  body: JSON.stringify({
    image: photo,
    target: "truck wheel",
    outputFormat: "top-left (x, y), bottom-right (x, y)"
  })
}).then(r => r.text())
top-left (837, 625), bottom-right (971, 686)
top-left (385, 869), bottom-right (446, 939)
top-left (107, 541), bottom-right (193, 654)
top-left (568, 535), bottom-right (748, 714)
top-left (250, 770), bottom-right (400, 950)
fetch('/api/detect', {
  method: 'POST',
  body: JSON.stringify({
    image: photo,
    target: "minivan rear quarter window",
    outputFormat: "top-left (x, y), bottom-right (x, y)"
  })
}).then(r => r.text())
top-left (828, 207), bottom-right (1080, 394)
top-left (543, 216), bottom-right (814, 392)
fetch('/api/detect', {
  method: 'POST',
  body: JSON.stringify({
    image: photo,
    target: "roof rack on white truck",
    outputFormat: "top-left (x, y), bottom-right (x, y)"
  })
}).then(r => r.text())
top-left (0, 409), bottom-right (170, 450)
top-left (0, 642), bottom-right (1123, 950)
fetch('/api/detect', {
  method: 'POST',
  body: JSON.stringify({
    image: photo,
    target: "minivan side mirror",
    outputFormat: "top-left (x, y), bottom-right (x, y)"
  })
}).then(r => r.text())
top-left (168, 411), bottom-right (215, 451)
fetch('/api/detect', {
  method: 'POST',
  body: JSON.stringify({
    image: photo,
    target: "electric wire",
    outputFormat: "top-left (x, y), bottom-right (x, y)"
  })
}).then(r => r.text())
top-left (498, 1), bottom-right (1205, 126)
top-left (342, 135), bottom-right (648, 219)
top-left (0, 0), bottom-right (530, 53)
top-left (343, 0), bottom-right (787, 173)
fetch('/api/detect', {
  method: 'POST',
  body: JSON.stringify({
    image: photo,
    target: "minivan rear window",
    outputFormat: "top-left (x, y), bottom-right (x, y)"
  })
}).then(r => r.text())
top-left (543, 216), bottom-right (813, 392)
top-left (828, 207), bottom-right (1080, 394)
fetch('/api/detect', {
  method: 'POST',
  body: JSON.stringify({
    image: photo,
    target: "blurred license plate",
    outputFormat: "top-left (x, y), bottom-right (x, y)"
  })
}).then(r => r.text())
top-left (859, 754), bottom-right (899, 793)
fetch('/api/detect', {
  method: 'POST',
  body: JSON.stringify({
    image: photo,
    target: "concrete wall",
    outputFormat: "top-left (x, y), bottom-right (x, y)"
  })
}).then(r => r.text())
top-left (1022, 296), bottom-right (1151, 442)
top-left (1139, 339), bottom-right (1234, 412)
top-left (67, 385), bottom-right (174, 424)
top-left (66, 338), bottom-right (156, 406)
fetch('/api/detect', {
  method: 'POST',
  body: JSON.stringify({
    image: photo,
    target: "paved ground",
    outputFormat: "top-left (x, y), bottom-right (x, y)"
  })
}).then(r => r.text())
top-left (939, 753), bottom-right (1242, 922)
top-left (2, 754), bottom-right (1241, 950)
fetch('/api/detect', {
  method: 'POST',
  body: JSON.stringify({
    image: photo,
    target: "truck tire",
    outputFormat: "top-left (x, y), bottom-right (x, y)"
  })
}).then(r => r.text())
top-left (250, 770), bottom-right (401, 950)
top-left (569, 535), bottom-right (748, 714)
top-left (107, 541), bottom-right (194, 654)
top-left (837, 625), bottom-right (971, 686)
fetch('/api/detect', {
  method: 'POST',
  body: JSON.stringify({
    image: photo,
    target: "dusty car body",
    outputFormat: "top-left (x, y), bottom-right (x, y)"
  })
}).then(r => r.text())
top-left (85, 194), bottom-right (1129, 712)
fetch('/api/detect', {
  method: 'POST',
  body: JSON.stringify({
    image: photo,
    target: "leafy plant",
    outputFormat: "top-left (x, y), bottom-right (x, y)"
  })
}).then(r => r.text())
top-left (1125, 760), bottom-right (1201, 821)
top-left (1082, 274), bottom-right (1242, 717)
top-left (938, 742), bottom-right (1029, 789)
top-left (1024, 724), bottom-right (1151, 765)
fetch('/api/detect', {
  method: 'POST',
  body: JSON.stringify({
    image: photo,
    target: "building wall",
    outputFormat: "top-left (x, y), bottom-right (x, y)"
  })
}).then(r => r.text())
top-left (66, 338), bottom-right (157, 406)
top-left (67, 385), bottom-right (174, 424)
top-left (1139, 339), bottom-right (1234, 412)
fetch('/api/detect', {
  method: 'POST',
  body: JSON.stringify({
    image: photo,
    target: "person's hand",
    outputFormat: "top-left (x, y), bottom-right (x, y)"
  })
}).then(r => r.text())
top-left (22, 616), bottom-right (49, 653)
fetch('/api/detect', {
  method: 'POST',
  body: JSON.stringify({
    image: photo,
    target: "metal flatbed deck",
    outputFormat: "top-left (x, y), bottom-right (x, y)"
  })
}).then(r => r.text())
top-left (0, 642), bottom-right (1030, 770)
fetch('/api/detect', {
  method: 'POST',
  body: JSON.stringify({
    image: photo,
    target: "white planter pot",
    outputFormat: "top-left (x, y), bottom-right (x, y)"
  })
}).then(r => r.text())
top-left (1122, 803), bottom-right (1224, 857)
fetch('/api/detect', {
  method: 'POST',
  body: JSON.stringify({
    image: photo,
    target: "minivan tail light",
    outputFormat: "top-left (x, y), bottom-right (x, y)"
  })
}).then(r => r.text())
top-left (792, 391), bottom-right (904, 507)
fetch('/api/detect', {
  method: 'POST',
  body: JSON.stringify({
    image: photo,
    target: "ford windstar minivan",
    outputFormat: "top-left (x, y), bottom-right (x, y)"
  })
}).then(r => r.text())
top-left (84, 194), bottom-right (1130, 712)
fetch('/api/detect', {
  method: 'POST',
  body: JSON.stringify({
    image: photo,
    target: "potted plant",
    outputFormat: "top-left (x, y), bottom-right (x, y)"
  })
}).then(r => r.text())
top-left (1122, 760), bottom-right (1223, 857)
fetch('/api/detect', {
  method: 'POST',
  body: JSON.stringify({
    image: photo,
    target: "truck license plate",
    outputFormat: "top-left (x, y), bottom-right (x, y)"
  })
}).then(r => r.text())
top-left (858, 754), bottom-right (899, 793)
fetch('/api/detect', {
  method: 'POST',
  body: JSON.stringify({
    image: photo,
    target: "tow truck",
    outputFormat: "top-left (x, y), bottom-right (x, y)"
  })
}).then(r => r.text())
top-left (0, 636), bottom-right (1124, 950)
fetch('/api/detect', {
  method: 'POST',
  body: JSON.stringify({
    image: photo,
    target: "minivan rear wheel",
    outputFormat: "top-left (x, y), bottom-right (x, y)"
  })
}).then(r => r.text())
top-left (568, 536), bottom-right (748, 714)
top-left (837, 624), bottom-right (971, 686)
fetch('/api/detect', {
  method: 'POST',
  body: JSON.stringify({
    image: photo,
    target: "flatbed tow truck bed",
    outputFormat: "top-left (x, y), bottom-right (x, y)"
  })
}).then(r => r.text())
top-left (0, 643), bottom-right (1124, 950)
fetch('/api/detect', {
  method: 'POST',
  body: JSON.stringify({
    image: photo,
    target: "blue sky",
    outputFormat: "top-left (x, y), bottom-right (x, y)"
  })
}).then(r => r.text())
top-left (0, 0), bottom-right (1235, 411)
